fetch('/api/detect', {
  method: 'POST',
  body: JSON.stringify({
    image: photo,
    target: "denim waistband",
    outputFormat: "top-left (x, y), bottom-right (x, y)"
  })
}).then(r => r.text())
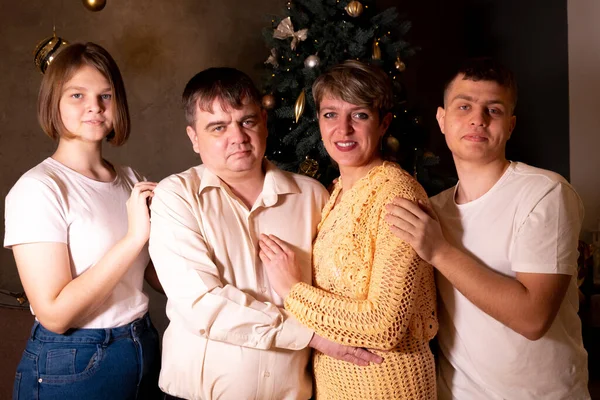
top-left (31, 312), bottom-right (152, 345)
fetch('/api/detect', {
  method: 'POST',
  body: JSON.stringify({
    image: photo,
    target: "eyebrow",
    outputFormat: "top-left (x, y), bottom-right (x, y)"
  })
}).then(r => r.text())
top-left (63, 85), bottom-right (112, 92)
top-left (451, 94), bottom-right (506, 106)
top-left (319, 106), bottom-right (370, 112)
top-left (204, 113), bottom-right (260, 130)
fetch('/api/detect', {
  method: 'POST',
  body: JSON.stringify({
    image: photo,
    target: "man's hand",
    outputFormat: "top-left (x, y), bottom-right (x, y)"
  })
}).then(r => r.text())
top-left (309, 334), bottom-right (383, 367)
top-left (259, 234), bottom-right (301, 298)
top-left (384, 197), bottom-right (450, 265)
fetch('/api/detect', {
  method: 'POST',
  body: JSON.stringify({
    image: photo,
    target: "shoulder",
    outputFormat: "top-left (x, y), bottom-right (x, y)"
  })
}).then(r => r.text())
top-left (508, 162), bottom-right (579, 205)
top-left (155, 165), bottom-right (204, 196)
top-left (370, 162), bottom-right (428, 204)
top-left (431, 186), bottom-right (455, 210)
top-left (280, 169), bottom-right (329, 198)
top-left (7, 160), bottom-right (64, 200)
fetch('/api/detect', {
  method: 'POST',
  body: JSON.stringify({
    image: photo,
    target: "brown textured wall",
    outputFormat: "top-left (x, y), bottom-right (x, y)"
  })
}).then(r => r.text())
top-left (0, 0), bottom-right (281, 295)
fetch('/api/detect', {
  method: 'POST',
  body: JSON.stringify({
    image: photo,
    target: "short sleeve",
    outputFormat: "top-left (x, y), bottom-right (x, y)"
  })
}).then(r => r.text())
top-left (4, 177), bottom-right (68, 248)
top-left (511, 183), bottom-right (583, 275)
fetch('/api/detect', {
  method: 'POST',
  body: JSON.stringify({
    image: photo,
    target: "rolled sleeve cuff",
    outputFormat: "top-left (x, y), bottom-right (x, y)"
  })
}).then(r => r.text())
top-left (276, 310), bottom-right (313, 350)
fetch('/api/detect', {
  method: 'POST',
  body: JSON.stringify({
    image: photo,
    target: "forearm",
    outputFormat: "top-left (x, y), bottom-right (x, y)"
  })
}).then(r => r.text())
top-left (433, 244), bottom-right (557, 340)
top-left (50, 235), bottom-right (147, 331)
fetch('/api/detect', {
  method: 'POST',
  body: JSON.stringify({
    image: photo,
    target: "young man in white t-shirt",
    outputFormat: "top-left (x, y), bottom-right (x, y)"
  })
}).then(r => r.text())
top-left (385, 58), bottom-right (590, 399)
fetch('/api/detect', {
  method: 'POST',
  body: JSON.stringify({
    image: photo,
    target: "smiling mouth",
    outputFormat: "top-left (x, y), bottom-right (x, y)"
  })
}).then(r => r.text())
top-left (84, 120), bottom-right (105, 125)
top-left (463, 135), bottom-right (487, 142)
top-left (335, 141), bottom-right (357, 151)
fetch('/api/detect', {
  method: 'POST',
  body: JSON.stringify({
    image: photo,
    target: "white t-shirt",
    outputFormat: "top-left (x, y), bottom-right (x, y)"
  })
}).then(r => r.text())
top-left (432, 162), bottom-right (590, 400)
top-left (4, 157), bottom-right (150, 329)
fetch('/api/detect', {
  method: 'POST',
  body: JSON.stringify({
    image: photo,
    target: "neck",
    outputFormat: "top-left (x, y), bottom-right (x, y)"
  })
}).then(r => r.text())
top-left (219, 166), bottom-right (266, 209)
top-left (52, 139), bottom-right (114, 181)
top-left (339, 158), bottom-right (384, 193)
top-left (454, 157), bottom-right (510, 204)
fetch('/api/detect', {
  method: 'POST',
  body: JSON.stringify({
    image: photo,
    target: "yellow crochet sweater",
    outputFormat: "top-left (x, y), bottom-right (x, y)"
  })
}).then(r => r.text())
top-left (285, 162), bottom-right (438, 400)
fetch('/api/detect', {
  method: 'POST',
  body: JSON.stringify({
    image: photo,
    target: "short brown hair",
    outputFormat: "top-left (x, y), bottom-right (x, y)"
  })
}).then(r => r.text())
top-left (312, 60), bottom-right (394, 118)
top-left (182, 67), bottom-right (261, 126)
top-left (444, 57), bottom-right (518, 112)
top-left (38, 42), bottom-right (130, 146)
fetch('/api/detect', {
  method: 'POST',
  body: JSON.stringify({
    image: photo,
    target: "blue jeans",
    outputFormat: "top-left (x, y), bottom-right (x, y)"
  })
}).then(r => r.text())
top-left (13, 313), bottom-right (161, 400)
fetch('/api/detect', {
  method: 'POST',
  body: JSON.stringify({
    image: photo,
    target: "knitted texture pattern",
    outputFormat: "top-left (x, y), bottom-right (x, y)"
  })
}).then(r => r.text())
top-left (285, 162), bottom-right (438, 399)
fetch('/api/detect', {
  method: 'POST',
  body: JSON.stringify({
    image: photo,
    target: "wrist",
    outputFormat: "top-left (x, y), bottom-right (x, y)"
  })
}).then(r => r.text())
top-left (430, 240), bottom-right (454, 269)
top-left (124, 232), bottom-right (148, 249)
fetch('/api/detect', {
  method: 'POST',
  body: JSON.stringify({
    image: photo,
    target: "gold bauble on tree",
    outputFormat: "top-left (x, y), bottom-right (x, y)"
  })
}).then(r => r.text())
top-left (82, 0), bottom-right (106, 12)
top-left (261, 94), bottom-right (276, 110)
top-left (294, 90), bottom-right (306, 123)
top-left (385, 136), bottom-right (400, 154)
top-left (33, 31), bottom-right (69, 74)
top-left (298, 156), bottom-right (319, 178)
top-left (394, 57), bottom-right (406, 71)
top-left (372, 40), bottom-right (381, 60)
top-left (345, 1), bottom-right (364, 17)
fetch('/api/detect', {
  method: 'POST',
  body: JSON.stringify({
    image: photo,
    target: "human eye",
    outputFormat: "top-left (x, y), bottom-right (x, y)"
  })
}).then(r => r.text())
top-left (213, 125), bottom-right (225, 132)
top-left (242, 119), bottom-right (256, 128)
top-left (458, 104), bottom-right (470, 111)
top-left (488, 107), bottom-right (503, 115)
top-left (101, 93), bottom-right (112, 100)
top-left (322, 112), bottom-right (336, 119)
top-left (71, 93), bottom-right (83, 99)
top-left (353, 112), bottom-right (369, 120)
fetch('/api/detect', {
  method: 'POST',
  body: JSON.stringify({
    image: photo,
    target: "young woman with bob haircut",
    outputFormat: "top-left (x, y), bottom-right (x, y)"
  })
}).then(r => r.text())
top-left (5, 42), bottom-right (162, 400)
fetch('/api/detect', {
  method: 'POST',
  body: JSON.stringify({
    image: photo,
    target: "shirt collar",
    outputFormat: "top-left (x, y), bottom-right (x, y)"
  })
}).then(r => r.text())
top-left (198, 160), bottom-right (301, 208)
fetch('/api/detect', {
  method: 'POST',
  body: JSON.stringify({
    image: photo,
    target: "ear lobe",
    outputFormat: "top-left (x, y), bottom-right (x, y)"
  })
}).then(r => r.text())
top-left (436, 107), bottom-right (446, 134)
top-left (186, 126), bottom-right (200, 154)
top-left (508, 115), bottom-right (516, 138)
top-left (380, 112), bottom-right (393, 137)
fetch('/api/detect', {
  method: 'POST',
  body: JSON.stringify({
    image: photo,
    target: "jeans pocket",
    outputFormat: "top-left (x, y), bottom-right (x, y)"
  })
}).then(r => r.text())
top-left (12, 372), bottom-right (21, 400)
top-left (40, 345), bottom-right (104, 384)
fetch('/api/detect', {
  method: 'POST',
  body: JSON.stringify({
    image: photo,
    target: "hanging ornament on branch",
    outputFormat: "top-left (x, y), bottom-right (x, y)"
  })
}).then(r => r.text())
top-left (304, 54), bottom-right (320, 69)
top-left (82, 0), bottom-right (107, 12)
top-left (298, 156), bottom-right (319, 178)
top-left (345, 1), bottom-right (364, 18)
top-left (261, 94), bottom-right (276, 110)
top-left (33, 30), bottom-right (69, 74)
top-left (264, 48), bottom-right (279, 68)
top-left (372, 40), bottom-right (381, 60)
top-left (273, 17), bottom-right (308, 51)
top-left (294, 90), bottom-right (306, 123)
top-left (394, 57), bottom-right (406, 71)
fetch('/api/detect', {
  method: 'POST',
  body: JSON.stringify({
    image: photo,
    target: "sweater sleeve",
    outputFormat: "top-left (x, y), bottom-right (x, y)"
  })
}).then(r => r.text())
top-left (284, 169), bottom-right (433, 350)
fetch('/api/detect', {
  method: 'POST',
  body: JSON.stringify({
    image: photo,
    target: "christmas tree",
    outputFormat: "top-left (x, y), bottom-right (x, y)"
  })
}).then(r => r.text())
top-left (261, 0), bottom-right (443, 193)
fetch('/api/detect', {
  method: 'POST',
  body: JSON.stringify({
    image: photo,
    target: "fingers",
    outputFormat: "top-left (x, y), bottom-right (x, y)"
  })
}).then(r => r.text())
top-left (268, 235), bottom-right (292, 254)
top-left (354, 347), bottom-right (383, 364)
top-left (386, 197), bottom-right (429, 221)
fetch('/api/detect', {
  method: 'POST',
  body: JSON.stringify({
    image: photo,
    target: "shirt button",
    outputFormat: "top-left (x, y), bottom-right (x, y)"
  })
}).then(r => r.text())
top-left (264, 371), bottom-right (270, 378)
top-left (260, 287), bottom-right (267, 293)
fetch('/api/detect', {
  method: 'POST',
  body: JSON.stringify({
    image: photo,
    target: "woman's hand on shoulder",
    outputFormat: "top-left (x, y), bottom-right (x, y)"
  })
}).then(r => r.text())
top-left (126, 181), bottom-right (157, 246)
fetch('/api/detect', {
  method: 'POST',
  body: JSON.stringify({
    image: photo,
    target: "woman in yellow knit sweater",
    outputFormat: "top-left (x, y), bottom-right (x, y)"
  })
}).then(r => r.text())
top-left (258, 60), bottom-right (437, 399)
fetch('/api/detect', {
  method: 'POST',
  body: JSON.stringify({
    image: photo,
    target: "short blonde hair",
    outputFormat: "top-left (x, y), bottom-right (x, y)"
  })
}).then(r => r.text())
top-left (312, 60), bottom-right (394, 118)
top-left (38, 42), bottom-right (130, 146)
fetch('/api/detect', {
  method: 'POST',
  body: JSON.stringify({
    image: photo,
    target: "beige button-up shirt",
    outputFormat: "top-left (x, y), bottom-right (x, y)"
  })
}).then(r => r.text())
top-left (149, 161), bottom-right (328, 400)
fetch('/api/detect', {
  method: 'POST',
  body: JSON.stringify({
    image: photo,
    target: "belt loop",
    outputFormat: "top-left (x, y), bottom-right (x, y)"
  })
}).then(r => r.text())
top-left (30, 321), bottom-right (40, 340)
top-left (103, 328), bottom-right (111, 345)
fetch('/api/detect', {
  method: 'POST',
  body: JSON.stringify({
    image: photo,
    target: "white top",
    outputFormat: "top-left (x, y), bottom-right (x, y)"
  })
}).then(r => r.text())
top-left (149, 161), bottom-right (329, 400)
top-left (4, 157), bottom-right (150, 329)
top-left (432, 162), bottom-right (590, 400)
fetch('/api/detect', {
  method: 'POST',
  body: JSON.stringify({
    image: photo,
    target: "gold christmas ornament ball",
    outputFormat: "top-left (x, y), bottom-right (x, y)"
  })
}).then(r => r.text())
top-left (345, 1), bottom-right (364, 17)
top-left (82, 0), bottom-right (106, 12)
top-left (385, 136), bottom-right (400, 153)
top-left (304, 54), bottom-right (320, 69)
top-left (33, 33), bottom-right (69, 74)
top-left (395, 59), bottom-right (406, 71)
top-left (298, 156), bottom-right (319, 178)
top-left (261, 94), bottom-right (276, 110)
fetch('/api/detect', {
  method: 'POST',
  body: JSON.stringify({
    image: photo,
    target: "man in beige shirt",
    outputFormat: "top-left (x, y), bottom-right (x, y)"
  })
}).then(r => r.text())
top-left (149, 67), bottom-right (381, 400)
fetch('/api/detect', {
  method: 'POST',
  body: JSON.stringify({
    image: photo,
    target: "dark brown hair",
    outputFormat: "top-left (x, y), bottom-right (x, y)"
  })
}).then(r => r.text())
top-left (38, 42), bottom-right (130, 146)
top-left (182, 67), bottom-right (261, 126)
top-left (444, 57), bottom-right (518, 112)
top-left (312, 60), bottom-right (394, 118)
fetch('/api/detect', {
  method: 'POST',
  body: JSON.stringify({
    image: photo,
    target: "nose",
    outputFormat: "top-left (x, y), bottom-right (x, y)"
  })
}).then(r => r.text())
top-left (87, 96), bottom-right (104, 113)
top-left (470, 107), bottom-right (489, 127)
top-left (230, 123), bottom-right (250, 144)
top-left (336, 115), bottom-right (354, 135)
